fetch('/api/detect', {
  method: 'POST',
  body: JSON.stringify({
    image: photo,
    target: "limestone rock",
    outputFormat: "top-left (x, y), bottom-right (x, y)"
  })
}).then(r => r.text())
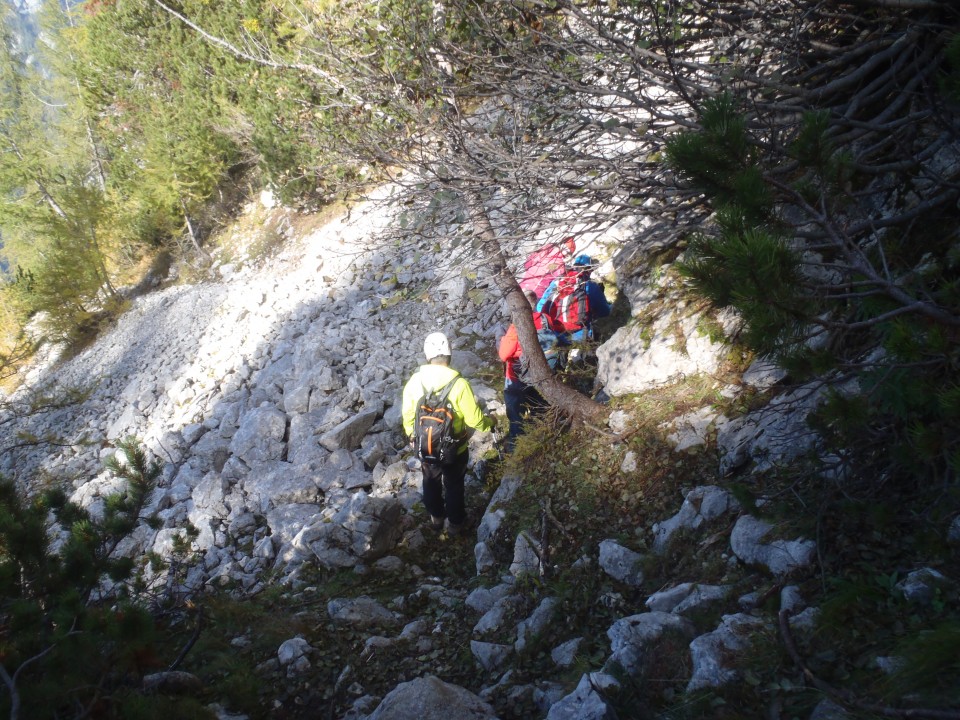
top-left (730, 515), bottom-right (816, 576)
top-left (142, 671), bottom-right (202, 696)
top-left (241, 461), bottom-right (322, 513)
top-left (551, 638), bottom-right (582, 668)
top-left (896, 567), bottom-right (949, 605)
top-left (596, 310), bottom-right (731, 396)
top-left (266, 503), bottom-right (323, 548)
top-left (809, 699), bottom-right (853, 719)
top-left (665, 406), bottom-right (729, 453)
top-left (320, 408), bottom-right (380, 451)
top-left (545, 673), bottom-right (618, 720)
top-left (294, 491), bottom-right (403, 568)
top-left (475, 541), bottom-right (496, 575)
top-left (606, 611), bottom-right (695, 677)
top-left (645, 583), bottom-right (730, 615)
top-left (277, 637), bottom-right (311, 666)
top-left (466, 583), bottom-right (517, 614)
top-left (470, 640), bottom-right (513, 672)
top-left (652, 485), bottom-right (740, 553)
top-left (364, 675), bottom-right (497, 720)
top-left (474, 595), bottom-right (522, 636)
top-left (598, 539), bottom-right (645, 587)
top-left (741, 358), bottom-right (787, 390)
top-left (478, 475), bottom-right (522, 544)
top-left (716, 382), bottom-right (827, 476)
top-left (516, 597), bottom-right (558, 652)
top-left (230, 405), bottom-right (287, 464)
top-left (510, 533), bottom-right (541, 578)
top-left (687, 613), bottom-right (770, 691)
top-left (327, 596), bottom-right (402, 630)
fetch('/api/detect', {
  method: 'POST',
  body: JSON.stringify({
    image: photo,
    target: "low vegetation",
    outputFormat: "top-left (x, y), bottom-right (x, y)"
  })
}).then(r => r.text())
top-left (4, 344), bottom-right (955, 719)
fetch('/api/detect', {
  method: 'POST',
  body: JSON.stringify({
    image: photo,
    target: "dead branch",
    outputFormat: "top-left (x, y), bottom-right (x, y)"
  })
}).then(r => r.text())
top-left (539, 498), bottom-right (551, 578)
top-left (543, 496), bottom-right (575, 543)
top-left (167, 607), bottom-right (205, 672)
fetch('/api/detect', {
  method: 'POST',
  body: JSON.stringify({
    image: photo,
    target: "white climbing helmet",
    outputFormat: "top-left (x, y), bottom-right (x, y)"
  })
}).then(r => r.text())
top-left (423, 332), bottom-right (451, 361)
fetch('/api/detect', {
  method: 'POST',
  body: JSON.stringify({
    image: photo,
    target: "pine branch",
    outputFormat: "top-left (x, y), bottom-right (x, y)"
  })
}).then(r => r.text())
top-left (150, 0), bottom-right (363, 103)
top-left (779, 609), bottom-right (960, 720)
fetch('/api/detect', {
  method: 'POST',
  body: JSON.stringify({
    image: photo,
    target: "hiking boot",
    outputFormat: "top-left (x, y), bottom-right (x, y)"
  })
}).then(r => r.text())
top-left (446, 521), bottom-right (465, 537)
top-left (429, 515), bottom-right (445, 531)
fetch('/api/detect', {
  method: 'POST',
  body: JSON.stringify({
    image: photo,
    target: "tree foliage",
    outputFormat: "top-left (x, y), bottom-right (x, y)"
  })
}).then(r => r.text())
top-left (0, 439), bottom-right (197, 719)
top-left (4, 0), bottom-right (960, 452)
top-left (0, 2), bottom-right (120, 345)
top-left (658, 5), bottom-right (960, 487)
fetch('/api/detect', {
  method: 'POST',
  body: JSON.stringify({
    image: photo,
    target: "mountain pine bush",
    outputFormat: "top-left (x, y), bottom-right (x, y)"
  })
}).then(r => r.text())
top-left (0, 439), bottom-right (198, 719)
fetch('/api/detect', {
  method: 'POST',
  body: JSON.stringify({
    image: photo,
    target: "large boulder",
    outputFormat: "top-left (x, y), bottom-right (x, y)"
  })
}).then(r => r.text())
top-left (229, 405), bottom-right (287, 464)
top-left (596, 308), bottom-right (734, 396)
top-left (606, 612), bottom-right (695, 678)
top-left (364, 675), bottom-right (498, 720)
top-left (730, 515), bottom-right (816, 577)
top-left (293, 491), bottom-right (403, 568)
top-left (716, 382), bottom-right (826, 476)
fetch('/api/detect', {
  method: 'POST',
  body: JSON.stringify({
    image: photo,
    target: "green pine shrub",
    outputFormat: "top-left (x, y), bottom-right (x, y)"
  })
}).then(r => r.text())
top-left (666, 94), bottom-right (960, 491)
top-left (0, 439), bottom-right (200, 719)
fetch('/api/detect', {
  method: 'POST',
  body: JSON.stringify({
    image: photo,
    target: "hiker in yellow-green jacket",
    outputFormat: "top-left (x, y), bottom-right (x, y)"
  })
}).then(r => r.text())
top-left (402, 332), bottom-right (493, 535)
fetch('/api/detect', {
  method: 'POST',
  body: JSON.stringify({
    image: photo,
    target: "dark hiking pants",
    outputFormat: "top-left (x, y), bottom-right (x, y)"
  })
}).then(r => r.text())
top-left (504, 383), bottom-right (546, 451)
top-left (421, 450), bottom-right (469, 525)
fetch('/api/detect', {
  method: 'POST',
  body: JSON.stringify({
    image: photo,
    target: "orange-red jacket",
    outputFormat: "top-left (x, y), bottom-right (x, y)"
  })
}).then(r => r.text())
top-left (498, 311), bottom-right (564, 383)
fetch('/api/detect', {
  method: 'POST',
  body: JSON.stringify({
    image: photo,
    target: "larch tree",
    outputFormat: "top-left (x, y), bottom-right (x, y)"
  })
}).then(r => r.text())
top-left (0, 4), bottom-right (121, 343)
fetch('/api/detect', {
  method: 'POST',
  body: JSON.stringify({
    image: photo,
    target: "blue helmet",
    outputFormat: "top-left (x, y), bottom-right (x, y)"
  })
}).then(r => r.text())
top-left (573, 254), bottom-right (595, 268)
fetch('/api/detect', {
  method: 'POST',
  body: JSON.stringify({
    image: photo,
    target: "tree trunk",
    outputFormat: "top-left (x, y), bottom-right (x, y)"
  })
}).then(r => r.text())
top-left (63, 3), bottom-right (107, 194)
top-left (88, 226), bottom-right (118, 299)
top-left (467, 192), bottom-right (606, 423)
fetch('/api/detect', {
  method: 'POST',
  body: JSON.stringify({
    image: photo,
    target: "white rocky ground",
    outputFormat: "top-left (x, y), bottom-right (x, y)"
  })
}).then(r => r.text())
top-left (1, 184), bottom-right (896, 719)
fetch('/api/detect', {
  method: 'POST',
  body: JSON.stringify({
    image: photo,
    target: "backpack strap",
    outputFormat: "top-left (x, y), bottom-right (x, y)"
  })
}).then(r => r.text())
top-left (435, 374), bottom-right (460, 404)
top-left (433, 373), bottom-right (464, 443)
top-left (422, 372), bottom-right (461, 404)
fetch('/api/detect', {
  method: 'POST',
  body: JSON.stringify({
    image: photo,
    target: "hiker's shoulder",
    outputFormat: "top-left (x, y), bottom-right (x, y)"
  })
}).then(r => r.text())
top-left (416, 363), bottom-right (461, 385)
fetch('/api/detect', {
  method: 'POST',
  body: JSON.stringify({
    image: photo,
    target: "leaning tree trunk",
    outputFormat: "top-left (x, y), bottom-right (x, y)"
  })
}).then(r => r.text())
top-left (468, 192), bottom-right (607, 423)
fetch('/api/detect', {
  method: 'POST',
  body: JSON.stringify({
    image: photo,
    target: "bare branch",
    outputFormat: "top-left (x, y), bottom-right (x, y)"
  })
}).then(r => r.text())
top-left (150, 0), bottom-right (363, 103)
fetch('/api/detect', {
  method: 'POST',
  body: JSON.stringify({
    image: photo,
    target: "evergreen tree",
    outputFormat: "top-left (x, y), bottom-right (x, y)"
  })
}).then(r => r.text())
top-left (0, 439), bottom-right (192, 719)
top-left (0, 4), bottom-right (119, 342)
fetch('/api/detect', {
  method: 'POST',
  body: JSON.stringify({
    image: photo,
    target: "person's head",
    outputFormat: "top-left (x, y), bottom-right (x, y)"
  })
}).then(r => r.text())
top-left (574, 254), bottom-right (595, 276)
top-left (560, 236), bottom-right (576, 263)
top-left (524, 290), bottom-right (538, 309)
top-left (423, 331), bottom-right (451, 364)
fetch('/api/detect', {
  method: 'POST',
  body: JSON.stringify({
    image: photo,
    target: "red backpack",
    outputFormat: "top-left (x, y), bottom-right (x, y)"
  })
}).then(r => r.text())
top-left (543, 270), bottom-right (590, 332)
